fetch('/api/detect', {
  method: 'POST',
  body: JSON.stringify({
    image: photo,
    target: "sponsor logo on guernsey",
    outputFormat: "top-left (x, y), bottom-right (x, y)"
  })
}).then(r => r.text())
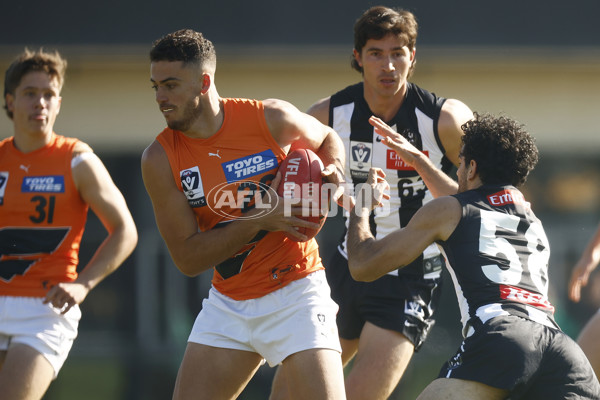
top-left (221, 149), bottom-right (277, 183)
top-left (499, 284), bottom-right (555, 312)
top-left (180, 166), bottom-right (206, 208)
top-left (21, 176), bottom-right (65, 193)
top-left (386, 149), bottom-right (429, 170)
top-left (487, 189), bottom-right (526, 207)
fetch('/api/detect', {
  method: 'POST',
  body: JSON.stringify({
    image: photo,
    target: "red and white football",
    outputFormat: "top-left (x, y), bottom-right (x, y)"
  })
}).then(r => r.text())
top-left (277, 148), bottom-right (329, 242)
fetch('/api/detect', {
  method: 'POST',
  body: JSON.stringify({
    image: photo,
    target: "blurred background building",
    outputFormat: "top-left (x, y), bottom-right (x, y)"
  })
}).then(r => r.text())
top-left (1, 1), bottom-right (599, 398)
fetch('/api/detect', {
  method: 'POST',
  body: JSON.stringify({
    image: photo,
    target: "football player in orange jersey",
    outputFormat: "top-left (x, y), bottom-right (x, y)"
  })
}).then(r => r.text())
top-left (142, 29), bottom-right (347, 400)
top-left (0, 49), bottom-right (138, 400)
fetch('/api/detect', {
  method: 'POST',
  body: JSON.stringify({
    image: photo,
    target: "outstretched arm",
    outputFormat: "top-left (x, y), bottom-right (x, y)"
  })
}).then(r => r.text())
top-left (370, 115), bottom-right (458, 198)
top-left (347, 167), bottom-right (461, 282)
top-left (369, 98), bottom-right (473, 198)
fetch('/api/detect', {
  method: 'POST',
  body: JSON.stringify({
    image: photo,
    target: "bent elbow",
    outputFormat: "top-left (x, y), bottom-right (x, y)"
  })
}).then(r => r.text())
top-left (348, 260), bottom-right (376, 282)
top-left (176, 262), bottom-right (202, 277)
top-left (126, 226), bottom-right (139, 252)
top-left (172, 255), bottom-right (208, 277)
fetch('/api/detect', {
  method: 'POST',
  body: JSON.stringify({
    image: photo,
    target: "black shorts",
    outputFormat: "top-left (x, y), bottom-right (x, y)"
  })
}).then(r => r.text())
top-left (439, 315), bottom-right (600, 399)
top-left (325, 249), bottom-right (442, 351)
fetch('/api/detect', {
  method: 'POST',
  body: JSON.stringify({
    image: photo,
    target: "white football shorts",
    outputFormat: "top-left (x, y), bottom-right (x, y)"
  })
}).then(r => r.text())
top-left (188, 269), bottom-right (341, 366)
top-left (0, 296), bottom-right (81, 378)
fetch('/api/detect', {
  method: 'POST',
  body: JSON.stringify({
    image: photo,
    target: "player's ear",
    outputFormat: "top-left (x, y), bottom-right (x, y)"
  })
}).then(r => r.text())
top-left (353, 49), bottom-right (362, 68)
top-left (467, 159), bottom-right (477, 180)
top-left (201, 73), bottom-right (211, 94)
top-left (5, 93), bottom-right (14, 116)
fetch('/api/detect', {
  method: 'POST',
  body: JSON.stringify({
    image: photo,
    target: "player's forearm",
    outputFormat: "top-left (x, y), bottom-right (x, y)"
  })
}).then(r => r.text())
top-left (347, 206), bottom-right (383, 282)
top-left (411, 151), bottom-right (458, 197)
top-left (75, 221), bottom-right (138, 290)
top-left (316, 128), bottom-right (345, 173)
top-left (165, 214), bottom-right (265, 277)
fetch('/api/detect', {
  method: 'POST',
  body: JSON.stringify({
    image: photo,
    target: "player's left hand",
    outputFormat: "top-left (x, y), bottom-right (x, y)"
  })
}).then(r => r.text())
top-left (43, 282), bottom-right (90, 314)
top-left (355, 168), bottom-right (389, 213)
top-left (369, 116), bottom-right (423, 168)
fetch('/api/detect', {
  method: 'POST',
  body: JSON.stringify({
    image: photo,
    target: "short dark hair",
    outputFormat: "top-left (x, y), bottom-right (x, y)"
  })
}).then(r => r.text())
top-left (461, 113), bottom-right (539, 187)
top-left (352, 6), bottom-right (418, 75)
top-left (150, 29), bottom-right (216, 72)
top-left (3, 48), bottom-right (66, 119)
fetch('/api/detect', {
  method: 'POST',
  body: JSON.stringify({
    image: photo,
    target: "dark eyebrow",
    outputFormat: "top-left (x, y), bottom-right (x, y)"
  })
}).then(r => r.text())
top-left (21, 85), bottom-right (58, 94)
top-left (149, 77), bottom-right (181, 84)
top-left (365, 45), bottom-right (405, 53)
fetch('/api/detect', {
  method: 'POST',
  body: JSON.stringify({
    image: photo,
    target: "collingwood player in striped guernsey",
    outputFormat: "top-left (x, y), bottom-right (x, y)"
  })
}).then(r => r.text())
top-left (271, 6), bottom-right (473, 400)
top-left (348, 113), bottom-right (600, 399)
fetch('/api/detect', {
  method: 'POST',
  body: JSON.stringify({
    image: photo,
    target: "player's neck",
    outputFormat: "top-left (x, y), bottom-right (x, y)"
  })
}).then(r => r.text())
top-left (13, 129), bottom-right (53, 153)
top-left (183, 96), bottom-right (224, 139)
top-left (363, 85), bottom-right (407, 122)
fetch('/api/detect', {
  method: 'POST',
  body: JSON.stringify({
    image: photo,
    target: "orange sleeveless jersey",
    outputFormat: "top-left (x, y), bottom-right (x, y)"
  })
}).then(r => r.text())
top-left (156, 98), bottom-right (323, 300)
top-left (0, 134), bottom-right (88, 297)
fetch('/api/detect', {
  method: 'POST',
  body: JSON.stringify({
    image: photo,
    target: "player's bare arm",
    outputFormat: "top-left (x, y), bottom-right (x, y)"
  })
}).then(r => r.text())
top-left (369, 115), bottom-right (459, 198)
top-left (44, 144), bottom-right (138, 313)
top-left (264, 98), bottom-right (345, 175)
top-left (306, 96), bottom-right (331, 125)
top-left (348, 167), bottom-right (461, 282)
top-left (264, 97), bottom-right (348, 203)
top-left (305, 96), bottom-right (354, 208)
top-left (437, 98), bottom-right (474, 166)
top-left (141, 141), bottom-right (317, 276)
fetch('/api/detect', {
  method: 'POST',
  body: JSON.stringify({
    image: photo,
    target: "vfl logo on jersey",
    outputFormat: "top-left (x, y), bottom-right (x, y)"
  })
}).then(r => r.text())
top-left (180, 166), bottom-right (206, 208)
top-left (386, 149), bottom-right (429, 170)
top-left (350, 141), bottom-right (372, 169)
top-left (222, 149), bottom-right (277, 183)
top-left (350, 141), bottom-right (372, 181)
top-left (21, 176), bottom-right (64, 193)
top-left (487, 189), bottom-right (526, 207)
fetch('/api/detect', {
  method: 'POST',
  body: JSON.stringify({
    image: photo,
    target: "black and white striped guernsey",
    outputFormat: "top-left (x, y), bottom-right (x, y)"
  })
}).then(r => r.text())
top-left (329, 81), bottom-right (450, 276)
top-left (440, 184), bottom-right (557, 337)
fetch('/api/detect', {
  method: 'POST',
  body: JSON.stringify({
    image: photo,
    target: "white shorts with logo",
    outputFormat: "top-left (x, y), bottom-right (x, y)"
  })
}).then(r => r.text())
top-left (0, 296), bottom-right (81, 378)
top-left (188, 269), bottom-right (341, 367)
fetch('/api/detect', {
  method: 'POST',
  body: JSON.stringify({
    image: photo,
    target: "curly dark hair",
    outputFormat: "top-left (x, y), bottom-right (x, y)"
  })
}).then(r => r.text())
top-left (461, 113), bottom-right (539, 187)
top-left (150, 29), bottom-right (216, 72)
top-left (352, 6), bottom-right (418, 76)
top-left (3, 48), bottom-right (66, 119)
